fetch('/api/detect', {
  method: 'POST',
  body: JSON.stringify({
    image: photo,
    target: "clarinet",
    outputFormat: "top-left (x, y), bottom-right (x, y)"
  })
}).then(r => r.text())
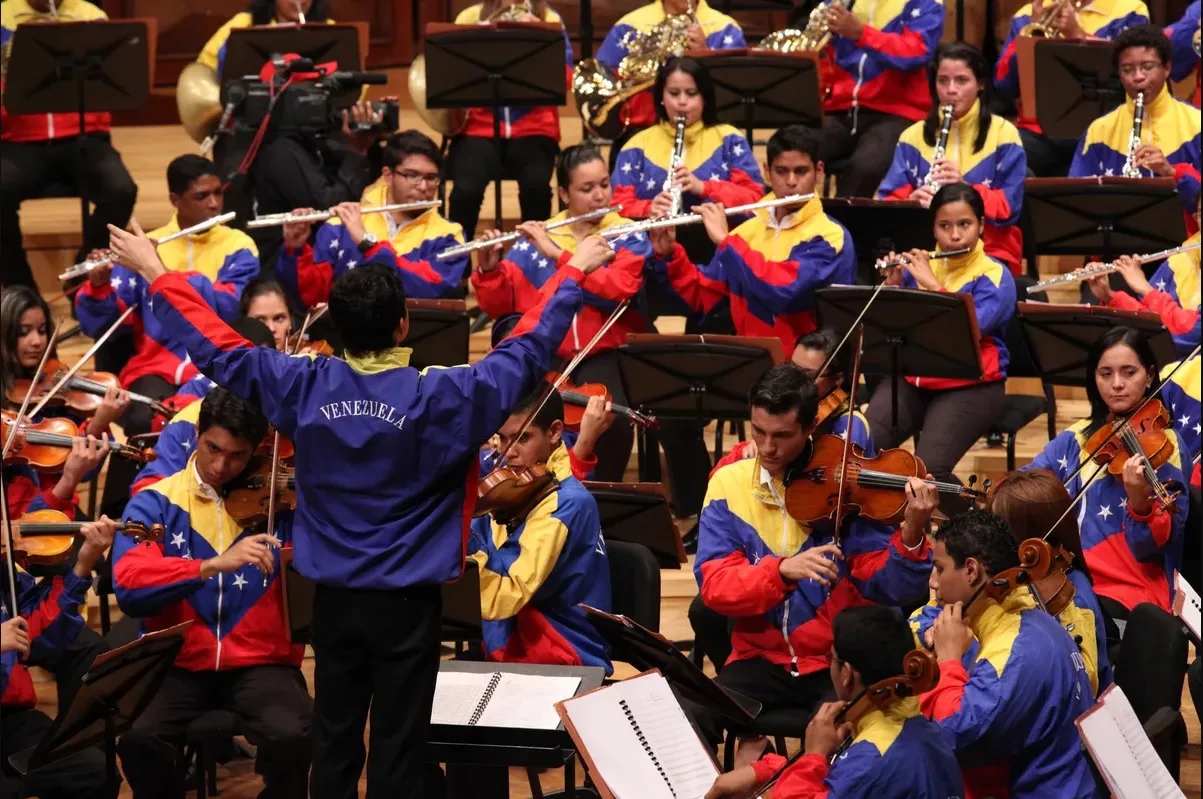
top-left (923, 104), bottom-right (955, 191)
top-left (665, 115), bottom-right (687, 217)
top-left (1121, 91), bottom-right (1145, 179)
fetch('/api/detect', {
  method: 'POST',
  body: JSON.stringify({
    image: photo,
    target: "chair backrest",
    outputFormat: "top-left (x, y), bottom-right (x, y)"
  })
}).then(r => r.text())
top-left (605, 540), bottom-right (661, 633)
top-left (1004, 275), bottom-right (1045, 379)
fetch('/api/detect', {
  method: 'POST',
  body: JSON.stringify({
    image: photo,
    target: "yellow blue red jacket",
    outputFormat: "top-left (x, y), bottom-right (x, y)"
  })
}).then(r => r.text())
top-left (132, 392), bottom-right (212, 496)
top-left (1105, 231), bottom-right (1200, 356)
top-left (1028, 419), bottom-right (1188, 613)
top-left (876, 103), bottom-right (1028, 275)
top-left (611, 120), bottom-right (764, 220)
top-left (1, 567), bottom-right (91, 710)
top-left (819, 0), bottom-right (945, 122)
top-left (695, 456), bottom-right (932, 675)
top-left (1159, 355), bottom-right (1201, 483)
top-left (1069, 85), bottom-right (1201, 220)
top-left (897, 241), bottom-right (1016, 389)
top-left (596, 1), bottom-right (745, 129)
top-left (469, 444), bottom-right (612, 673)
top-left (650, 194), bottom-right (857, 354)
top-left (713, 405), bottom-right (877, 478)
top-left (112, 455), bottom-right (304, 671)
top-left (1167, 1), bottom-right (1201, 107)
top-left (995, 0), bottom-right (1150, 135)
top-left (919, 588), bottom-right (1101, 799)
top-left (0, 0), bottom-right (110, 142)
top-left (453, 4), bottom-right (573, 141)
top-left (2, 460), bottom-right (76, 521)
top-left (471, 208), bottom-right (652, 360)
top-left (749, 697), bottom-right (965, 798)
top-left (75, 215), bottom-right (258, 388)
top-left (142, 266), bottom-right (584, 590)
top-left (276, 186), bottom-right (466, 308)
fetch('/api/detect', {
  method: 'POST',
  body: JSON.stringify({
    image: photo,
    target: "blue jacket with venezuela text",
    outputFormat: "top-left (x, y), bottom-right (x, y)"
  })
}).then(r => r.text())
top-left (145, 269), bottom-right (584, 589)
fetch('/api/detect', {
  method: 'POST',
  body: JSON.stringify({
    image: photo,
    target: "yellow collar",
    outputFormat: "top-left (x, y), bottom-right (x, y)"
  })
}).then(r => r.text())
top-left (1129, 84), bottom-right (1175, 119)
top-left (546, 442), bottom-right (572, 480)
top-left (851, 696), bottom-right (921, 741)
top-left (952, 98), bottom-right (982, 145)
top-left (344, 347), bottom-right (412, 375)
top-left (165, 213), bottom-right (224, 244)
top-left (968, 585), bottom-right (1035, 640)
top-left (659, 118), bottom-right (707, 146)
top-left (938, 240), bottom-right (985, 273)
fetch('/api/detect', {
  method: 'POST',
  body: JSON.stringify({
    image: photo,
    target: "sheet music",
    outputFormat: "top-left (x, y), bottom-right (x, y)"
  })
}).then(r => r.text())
top-left (430, 671), bottom-right (491, 726)
top-left (1077, 685), bottom-right (1185, 799)
top-left (475, 674), bottom-right (581, 730)
top-left (559, 672), bottom-right (719, 799)
top-left (1174, 571), bottom-right (1201, 641)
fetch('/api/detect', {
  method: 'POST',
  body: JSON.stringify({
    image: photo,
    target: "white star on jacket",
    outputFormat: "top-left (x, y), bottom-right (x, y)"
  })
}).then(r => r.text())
top-left (127, 277), bottom-right (138, 289)
top-left (1180, 414), bottom-right (1192, 427)
top-left (1097, 505), bottom-right (1113, 520)
top-left (170, 532), bottom-right (186, 549)
top-left (981, 178), bottom-right (992, 187)
top-left (515, 240), bottom-right (530, 251)
top-left (180, 440), bottom-right (191, 451)
top-left (645, 178), bottom-right (657, 189)
top-left (1057, 456), bottom-right (1070, 470)
top-left (911, 7), bottom-right (922, 16)
top-left (346, 259), bottom-right (358, 269)
top-left (110, 277), bottom-right (122, 290)
top-left (1155, 280), bottom-right (1167, 291)
top-left (732, 144), bottom-right (744, 156)
top-left (232, 572), bottom-right (248, 589)
top-left (621, 162), bottom-right (632, 173)
top-left (722, 35), bottom-right (734, 45)
top-left (538, 257), bottom-right (550, 269)
top-left (1194, 423), bottom-right (1201, 435)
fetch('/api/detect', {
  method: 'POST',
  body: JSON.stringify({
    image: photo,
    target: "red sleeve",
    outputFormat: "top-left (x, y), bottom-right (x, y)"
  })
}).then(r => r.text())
top-left (1138, 290), bottom-right (1201, 336)
top-left (920, 658), bottom-right (971, 721)
top-left (611, 184), bottom-right (654, 220)
top-left (22, 577), bottom-right (71, 640)
top-left (698, 551), bottom-right (792, 616)
top-left (710, 441), bottom-right (755, 479)
top-left (887, 183), bottom-right (916, 200)
top-left (37, 484), bottom-right (77, 516)
top-left (975, 184), bottom-right (1014, 224)
top-left (700, 174), bottom-right (765, 208)
top-left (772, 753), bottom-right (831, 799)
top-left (1127, 500), bottom-right (1174, 548)
top-left (1106, 290), bottom-right (1145, 312)
top-left (576, 247), bottom-right (644, 302)
top-left (664, 242), bottom-right (727, 314)
top-left (294, 244), bottom-right (335, 309)
top-left (857, 23), bottom-right (933, 59)
top-left (470, 262), bottom-right (521, 318)
top-left (752, 753), bottom-right (789, 783)
top-left (568, 447), bottom-right (596, 481)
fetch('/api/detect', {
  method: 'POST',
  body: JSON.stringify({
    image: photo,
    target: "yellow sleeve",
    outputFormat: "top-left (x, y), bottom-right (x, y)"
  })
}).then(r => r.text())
top-left (470, 498), bottom-right (569, 621)
top-left (197, 12), bottom-right (252, 73)
top-left (455, 5), bottom-right (484, 24)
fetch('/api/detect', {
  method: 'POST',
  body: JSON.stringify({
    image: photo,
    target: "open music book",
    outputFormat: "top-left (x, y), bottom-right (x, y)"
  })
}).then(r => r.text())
top-left (556, 670), bottom-right (720, 799)
top-left (430, 670), bottom-right (580, 730)
top-left (1173, 571), bottom-right (1201, 643)
top-left (1076, 684), bottom-right (1185, 799)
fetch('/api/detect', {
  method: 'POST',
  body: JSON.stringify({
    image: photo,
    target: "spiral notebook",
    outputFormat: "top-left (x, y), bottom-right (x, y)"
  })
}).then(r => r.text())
top-left (555, 670), bottom-right (720, 799)
top-left (429, 670), bottom-right (581, 730)
top-left (1076, 684), bottom-right (1185, 799)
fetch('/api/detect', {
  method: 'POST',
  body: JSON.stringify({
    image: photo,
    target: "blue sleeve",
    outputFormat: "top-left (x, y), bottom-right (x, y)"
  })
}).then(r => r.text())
top-left (399, 233), bottom-right (466, 300)
top-left (993, 13), bottom-right (1028, 98)
top-left (209, 246), bottom-right (260, 319)
top-left (1026, 430), bottom-right (1079, 481)
top-left (20, 571), bottom-right (91, 666)
top-left (909, 599), bottom-right (941, 646)
top-left (876, 140), bottom-right (920, 199)
top-left (965, 271), bottom-right (1016, 339)
top-left (705, 23), bottom-right (745, 49)
top-left (843, 519), bottom-right (933, 607)
top-left (1168, 2), bottom-right (1201, 82)
top-left (989, 140), bottom-right (1028, 227)
top-left (1068, 134), bottom-right (1101, 178)
top-left (596, 23), bottom-right (634, 71)
top-left (857, 0), bottom-right (944, 73)
top-left (111, 491), bottom-right (206, 617)
top-left (1123, 435), bottom-right (1189, 561)
top-left (74, 265), bottom-right (142, 337)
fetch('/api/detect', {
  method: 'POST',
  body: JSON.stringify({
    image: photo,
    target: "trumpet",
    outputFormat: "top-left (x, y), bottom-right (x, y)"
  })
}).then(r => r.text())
top-left (597, 194), bottom-right (814, 239)
top-left (1121, 90), bottom-right (1145, 179)
top-left (60, 212), bottom-right (237, 281)
top-left (875, 247), bottom-right (973, 271)
top-left (924, 104), bottom-right (955, 191)
top-left (1031, 242), bottom-right (1202, 290)
top-left (245, 201), bottom-right (441, 229)
top-left (1020, 0), bottom-right (1083, 38)
top-left (435, 206), bottom-right (621, 260)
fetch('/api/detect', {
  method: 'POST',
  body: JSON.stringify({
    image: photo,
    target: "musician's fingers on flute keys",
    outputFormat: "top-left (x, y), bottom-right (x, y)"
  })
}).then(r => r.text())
top-left (648, 224), bottom-right (676, 258)
top-left (1086, 273), bottom-right (1113, 303)
top-left (697, 202), bottom-right (729, 246)
top-left (282, 209), bottom-right (316, 249)
top-left (475, 230), bottom-right (505, 273)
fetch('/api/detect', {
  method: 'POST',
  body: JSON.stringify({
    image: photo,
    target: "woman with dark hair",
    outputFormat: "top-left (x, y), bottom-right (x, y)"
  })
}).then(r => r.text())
top-left (471, 144), bottom-right (651, 481)
top-left (877, 42), bottom-right (1027, 276)
top-left (866, 183), bottom-right (1016, 509)
top-left (197, 0), bottom-right (333, 76)
top-left (1028, 326), bottom-right (1189, 618)
top-left (240, 279), bottom-right (295, 352)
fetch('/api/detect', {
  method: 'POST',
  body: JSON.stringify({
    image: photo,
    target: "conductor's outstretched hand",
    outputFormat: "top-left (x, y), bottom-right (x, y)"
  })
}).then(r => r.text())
top-left (108, 218), bottom-right (166, 283)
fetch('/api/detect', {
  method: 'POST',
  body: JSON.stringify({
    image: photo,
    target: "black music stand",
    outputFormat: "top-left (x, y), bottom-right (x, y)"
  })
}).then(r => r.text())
top-left (424, 22), bottom-right (568, 228)
top-left (2, 19), bottom-right (154, 270)
top-left (406, 299), bottom-right (471, 369)
top-left (1025, 177), bottom-right (1186, 264)
top-left (1032, 40), bottom-right (1123, 142)
top-left (821, 198), bottom-right (935, 284)
top-left (1016, 303), bottom-right (1178, 387)
top-left (222, 24), bottom-right (363, 106)
top-left (442, 559), bottom-right (483, 651)
top-left (583, 482), bottom-right (686, 569)
top-left (279, 549), bottom-right (316, 644)
top-left (694, 49), bottom-right (822, 145)
top-left (580, 604), bottom-right (760, 725)
top-left (7, 623), bottom-right (188, 796)
top-left (815, 286), bottom-right (984, 442)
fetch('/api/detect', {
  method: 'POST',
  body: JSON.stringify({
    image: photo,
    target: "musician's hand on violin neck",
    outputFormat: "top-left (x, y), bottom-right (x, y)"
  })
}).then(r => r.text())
top-left (282, 209), bottom-right (317, 249)
top-left (107, 218), bottom-right (166, 282)
top-left (200, 533), bottom-right (281, 579)
top-left (56, 436), bottom-right (109, 497)
top-left (703, 765), bottom-right (758, 799)
top-left (75, 515), bottom-right (118, 578)
top-left (804, 701), bottom-right (853, 758)
top-left (91, 385), bottom-right (131, 435)
top-left (932, 601), bottom-right (974, 663)
top-left (900, 475), bottom-right (938, 545)
top-left (574, 394), bottom-right (614, 461)
top-left (0, 618), bottom-right (30, 658)
top-left (567, 236), bottom-right (615, 274)
top-left (1121, 455), bottom-right (1155, 516)
top-left (779, 543), bottom-right (843, 586)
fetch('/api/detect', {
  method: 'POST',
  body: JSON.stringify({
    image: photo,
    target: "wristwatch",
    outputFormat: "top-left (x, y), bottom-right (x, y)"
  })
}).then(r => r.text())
top-left (357, 232), bottom-right (378, 253)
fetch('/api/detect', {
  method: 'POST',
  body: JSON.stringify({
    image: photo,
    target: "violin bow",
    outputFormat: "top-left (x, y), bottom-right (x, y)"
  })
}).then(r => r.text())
top-left (815, 281), bottom-right (888, 384)
top-left (25, 306), bottom-right (136, 422)
top-left (830, 325), bottom-right (866, 550)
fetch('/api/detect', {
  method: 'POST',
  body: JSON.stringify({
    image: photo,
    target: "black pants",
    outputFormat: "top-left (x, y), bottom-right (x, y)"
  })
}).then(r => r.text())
top-left (866, 379), bottom-right (1006, 515)
top-left (447, 135), bottom-right (558, 242)
top-left (682, 658), bottom-right (835, 749)
top-left (570, 350), bottom-right (635, 482)
top-left (99, 374), bottom-right (176, 519)
top-left (25, 625), bottom-right (108, 711)
top-left (116, 665), bottom-right (311, 799)
top-left (688, 594), bottom-right (733, 674)
top-left (0, 708), bottom-right (115, 799)
top-left (0, 135), bottom-right (137, 289)
top-left (813, 110), bottom-right (912, 198)
top-left (1019, 128), bottom-right (1078, 178)
top-left (309, 582), bottom-right (443, 799)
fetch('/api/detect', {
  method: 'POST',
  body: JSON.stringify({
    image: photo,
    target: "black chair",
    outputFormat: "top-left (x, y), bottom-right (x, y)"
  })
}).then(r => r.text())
top-left (180, 710), bottom-right (241, 799)
top-left (605, 540), bottom-right (660, 633)
top-left (822, 157), bottom-right (852, 197)
top-left (985, 276), bottom-right (1058, 470)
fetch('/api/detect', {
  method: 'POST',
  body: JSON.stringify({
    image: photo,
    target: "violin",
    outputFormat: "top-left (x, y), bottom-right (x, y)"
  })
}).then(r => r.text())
top-left (285, 332), bottom-right (335, 357)
top-left (2, 410), bottom-right (156, 471)
top-left (256, 430), bottom-right (295, 465)
top-left (813, 387), bottom-right (849, 429)
top-left (1030, 544), bottom-right (1077, 618)
top-left (8, 358), bottom-right (175, 419)
top-left (968, 537), bottom-right (1056, 610)
top-left (0, 509), bottom-right (163, 566)
top-left (475, 463), bottom-right (558, 525)
top-left (225, 456), bottom-right (297, 528)
top-left (783, 435), bottom-right (986, 526)
top-left (554, 375), bottom-right (659, 431)
top-left (1083, 398), bottom-right (1179, 512)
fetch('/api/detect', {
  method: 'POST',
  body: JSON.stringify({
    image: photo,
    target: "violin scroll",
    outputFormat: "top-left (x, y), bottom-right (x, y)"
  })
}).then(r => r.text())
top-left (977, 537), bottom-right (1055, 605)
top-left (121, 520), bottom-right (166, 546)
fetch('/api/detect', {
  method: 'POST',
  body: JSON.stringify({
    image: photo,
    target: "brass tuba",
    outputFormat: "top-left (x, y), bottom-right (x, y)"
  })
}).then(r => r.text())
top-left (757, 0), bottom-right (845, 53)
top-left (176, 62), bottom-right (223, 146)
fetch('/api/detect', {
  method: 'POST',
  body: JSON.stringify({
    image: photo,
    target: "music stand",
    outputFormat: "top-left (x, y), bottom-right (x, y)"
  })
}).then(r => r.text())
top-left (583, 482), bottom-right (686, 569)
top-left (1024, 178), bottom-right (1187, 262)
top-left (442, 559), bottom-right (483, 648)
top-left (406, 299), bottom-right (471, 369)
top-left (1016, 303), bottom-right (1178, 387)
top-left (814, 286), bottom-right (984, 441)
top-left (821, 198), bottom-right (935, 284)
top-left (222, 24), bottom-right (367, 107)
top-left (423, 22), bottom-right (568, 228)
top-left (7, 622), bottom-right (189, 796)
top-left (1017, 38), bottom-right (1122, 142)
top-left (3, 19), bottom-right (155, 270)
top-left (693, 49), bottom-right (822, 145)
top-left (278, 548), bottom-right (316, 644)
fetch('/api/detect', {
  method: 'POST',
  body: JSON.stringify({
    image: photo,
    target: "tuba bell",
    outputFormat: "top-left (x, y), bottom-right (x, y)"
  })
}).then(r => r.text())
top-left (176, 62), bottom-right (223, 146)
top-left (408, 54), bottom-right (468, 138)
top-left (757, 0), bottom-right (845, 53)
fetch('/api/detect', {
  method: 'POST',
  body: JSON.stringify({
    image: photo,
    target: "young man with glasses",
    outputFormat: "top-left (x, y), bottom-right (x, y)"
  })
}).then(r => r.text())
top-left (276, 130), bottom-right (468, 306)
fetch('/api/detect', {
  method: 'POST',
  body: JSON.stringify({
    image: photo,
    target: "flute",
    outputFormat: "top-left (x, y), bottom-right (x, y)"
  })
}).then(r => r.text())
top-left (597, 194), bottom-right (814, 239)
top-left (874, 246), bottom-right (973, 271)
top-left (1032, 242), bottom-right (1201, 290)
top-left (245, 201), bottom-right (441, 229)
top-left (59, 212), bottom-right (237, 281)
top-left (435, 206), bottom-right (620, 260)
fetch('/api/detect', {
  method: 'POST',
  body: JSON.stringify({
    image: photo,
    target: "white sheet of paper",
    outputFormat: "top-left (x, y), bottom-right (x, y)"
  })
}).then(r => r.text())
top-left (475, 674), bottom-right (581, 730)
top-left (1077, 685), bottom-right (1185, 799)
top-left (430, 671), bottom-right (493, 726)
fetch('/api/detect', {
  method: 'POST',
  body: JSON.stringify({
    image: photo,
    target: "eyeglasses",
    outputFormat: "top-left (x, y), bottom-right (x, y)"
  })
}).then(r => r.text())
top-left (1118, 62), bottom-right (1164, 77)
top-left (391, 169), bottom-right (441, 185)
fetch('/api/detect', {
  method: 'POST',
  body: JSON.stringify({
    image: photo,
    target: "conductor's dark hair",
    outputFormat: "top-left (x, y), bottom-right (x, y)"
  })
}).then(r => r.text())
top-left (654, 56), bottom-right (719, 127)
top-left (832, 606), bottom-right (917, 687)
top-left (1084, 326), bottom-right (1159, 436)
top-left (933, 509), bottom-right (1021, 576)
top-left (250, 0), bottom-right (332, 25)
top-left (197, 386), bottom-right (269, 447)
top-left (380, 129), bottom-right (442, 171)
top-left (166, 155), bottom-right (220, 195)
top-left (748, 363), bottom-right (819, 428)
top-left (227, 315), bottom-right (279, 351)
top-left (329, 263), bottom-right (408, 357)
top-left (1113, 23), bottom-right (1173, 70)
top-left (766, 125), bottom-right (821, 167)
top-left (930, 182), bottom-right (986, 221)
top-left (926, 42), bottom-right (992, 154)
top-left (510, 383), bottom-right (565, 432)
top-left (557, 144), bottom-right (607, 188)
